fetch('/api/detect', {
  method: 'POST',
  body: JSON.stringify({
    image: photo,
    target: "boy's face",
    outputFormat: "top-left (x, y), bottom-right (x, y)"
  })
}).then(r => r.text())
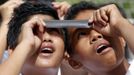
top-left (68, 10), bottom-right (125, 71)
top-left (25, 14), bottom-right (65, 68)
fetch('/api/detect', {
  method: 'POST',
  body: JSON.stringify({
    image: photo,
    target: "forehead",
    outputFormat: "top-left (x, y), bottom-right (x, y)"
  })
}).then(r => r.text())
top-left (28, 14), bottom-right (63, 34)
top-left (68, 9), bottom-right (95, 34)
top-left (74, 9), bottom-right (95, 20)
top-left (29, 14), bottom-right (54, 21)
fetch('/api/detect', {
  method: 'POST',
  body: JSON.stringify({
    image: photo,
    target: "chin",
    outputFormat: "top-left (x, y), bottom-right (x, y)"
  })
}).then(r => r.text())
top-left (34, 62), bottom-right (56, 68)
top-left (34, 59), bottom-right (59, 69)
top-left (101, 58), bottom-right (119, 71)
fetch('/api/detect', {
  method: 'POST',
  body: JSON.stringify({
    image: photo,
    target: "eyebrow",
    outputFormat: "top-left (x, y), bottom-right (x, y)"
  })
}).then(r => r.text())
top-left (46, 28), bottom-right (63, 33)
top-left (72, 28), bottom-right (83, 37)
top-left (72, 28), bottom-right (92, 36)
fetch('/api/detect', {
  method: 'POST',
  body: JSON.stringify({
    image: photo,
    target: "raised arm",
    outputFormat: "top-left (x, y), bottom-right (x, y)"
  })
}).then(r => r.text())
top-left (92, 4), bottom-right (134, 53)
top-left (0, 0), bottom-right (23, 60)
top-left (0, 17), bottom-right (44, 75)
top-left (52, 1), bottom-right (71, 20)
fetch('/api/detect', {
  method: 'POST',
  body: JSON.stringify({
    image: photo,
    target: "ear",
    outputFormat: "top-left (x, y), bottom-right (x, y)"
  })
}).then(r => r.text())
top-left (63, 51), bottom-right (70, 60)
top-left (119, 37), bottom-right (126, 47)
top-left (68, 57), bottom-right (83, 69)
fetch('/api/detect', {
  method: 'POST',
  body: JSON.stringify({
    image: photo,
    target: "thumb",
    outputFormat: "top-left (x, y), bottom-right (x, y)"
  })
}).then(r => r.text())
top-left (88, 16), bottom-right (93, 26)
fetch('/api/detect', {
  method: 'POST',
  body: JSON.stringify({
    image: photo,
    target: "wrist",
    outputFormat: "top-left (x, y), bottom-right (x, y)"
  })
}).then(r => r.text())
top-left (0, 23), bottom-right (8, 35)
top-left (18, 40), bottom-right (35, 56)
top-left (115, 18), bottom-right (130, 36)
top-left (21, 39), bottom-right (35, 49)
top-left (1, 18), bottom-right (11, 24)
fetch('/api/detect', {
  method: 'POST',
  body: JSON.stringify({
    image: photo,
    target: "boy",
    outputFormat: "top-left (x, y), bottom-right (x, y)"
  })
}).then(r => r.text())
top-left (65, 1), bottom-right (134, 75)
top-left (0, 1), bottom-right (88, 75)
top-left (0, 1), bottom-right (65, 75)
top-left (0, 0), bottom-right (70, 60)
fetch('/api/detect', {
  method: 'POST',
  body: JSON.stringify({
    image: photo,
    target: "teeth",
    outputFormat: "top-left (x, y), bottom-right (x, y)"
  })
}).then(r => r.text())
top-left (41, 48), bottom-right (53, 53)
top-left (96, 44), bottom-right (108, 53)
top-left (42, 48), bottom-right (52, 51)
top-left (97, 45), bottom-right (105, 50)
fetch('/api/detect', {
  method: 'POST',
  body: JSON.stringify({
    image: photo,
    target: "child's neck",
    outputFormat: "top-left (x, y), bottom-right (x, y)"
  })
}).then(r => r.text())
top-left (22, 65), bottom-right (59, 75)
top-left (108, 59), bottom-right (129, 75)
top-left (91, 59), bottom-right (129, 75)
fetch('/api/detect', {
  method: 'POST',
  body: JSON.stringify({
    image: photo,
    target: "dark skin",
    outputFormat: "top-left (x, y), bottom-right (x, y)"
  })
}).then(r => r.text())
top-left (68, 4), bottom-right (132, 75)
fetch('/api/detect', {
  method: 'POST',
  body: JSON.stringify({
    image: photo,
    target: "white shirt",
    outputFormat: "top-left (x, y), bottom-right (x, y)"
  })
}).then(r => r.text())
top-left (126, 59), bottom-right (134, 75)
top-left (19, 68), bottom-right (61, 75)
top-left (0, 51), bottom-right (8, 63)
top-left (1, 51), bottom-right (61, 75)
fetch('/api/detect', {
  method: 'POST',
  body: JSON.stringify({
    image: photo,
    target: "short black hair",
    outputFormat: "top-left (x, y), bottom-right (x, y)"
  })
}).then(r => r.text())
top-left (7, 1), bottom-right (59, 49)
top-left (0, 0), bottom-right (55, 27)
top-left (65, 1), bottom-right (99, 20)
top-left (64, 1), bottom-right (99, 55)
top-left (0, 0), bottom-right (8, 5)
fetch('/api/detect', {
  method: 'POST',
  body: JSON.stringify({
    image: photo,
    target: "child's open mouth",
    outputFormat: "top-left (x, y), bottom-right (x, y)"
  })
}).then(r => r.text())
top-left (39, 43), bottom-right (55, 57)
top-left (96, 44), bottom-right (110, 53)
top-left (95, 40), bottom-right (112, 55)
top-left (41, 48), bottom-right (54, 53)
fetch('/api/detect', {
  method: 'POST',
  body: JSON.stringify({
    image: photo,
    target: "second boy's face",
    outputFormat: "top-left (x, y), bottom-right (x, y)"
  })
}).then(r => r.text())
top-left (68, 10), bottom-right (125, 71)
top-left (25, 14), bottom-right (65, 68)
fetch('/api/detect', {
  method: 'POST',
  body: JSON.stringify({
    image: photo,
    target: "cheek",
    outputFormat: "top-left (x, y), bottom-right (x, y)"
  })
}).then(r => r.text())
top-left (74, 39), bottom-right (93, 59)
top-left (54, 37), bottom-right (64, 48)
top-left (53, 37), bottom-right (65, 55)
top-left (53, 38), bottom-right (65, 65)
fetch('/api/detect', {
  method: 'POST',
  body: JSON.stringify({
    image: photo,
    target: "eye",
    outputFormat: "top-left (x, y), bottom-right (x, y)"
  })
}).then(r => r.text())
top-left (77, 31), bottom-right (88, 38)
top-left (47, 28), bottom-right (62, 35)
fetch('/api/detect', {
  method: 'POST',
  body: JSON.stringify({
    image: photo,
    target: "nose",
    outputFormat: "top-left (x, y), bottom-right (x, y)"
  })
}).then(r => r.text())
top-left (43, 32), bottom-right (52, 42)
top-left (90, 30), bottom-right (103, 44)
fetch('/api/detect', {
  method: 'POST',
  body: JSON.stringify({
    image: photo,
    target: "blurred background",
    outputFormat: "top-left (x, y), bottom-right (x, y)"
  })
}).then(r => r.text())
top-left (56, 0), bottom-right (134, 19)
top-left (0, 0), bottom-right (134, 18)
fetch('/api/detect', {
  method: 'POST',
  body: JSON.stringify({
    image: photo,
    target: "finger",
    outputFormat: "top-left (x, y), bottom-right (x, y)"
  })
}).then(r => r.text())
top-left (93, 11), bottom-right (103, 27)
top-left (64, 5), bottom-right (70, 14)
top-left (57, 9), bottom-right (61, 18)
top-left (40, 19), bottom-right (46, 32)
top-left (93, 11), bottom-right (97, 23)
top-left (36, 19), bottom-right (44, 33)
top-left (32, 19), bottom-right (44, 41)
top-left (90, 15), bottom-right (94, 22)
top-left (92, 23), bottom-right (102, 33)
top-left (88, 16), bottom-right (93, 26)
top-left (60, 2), bottom-right (70, 15)
top-left (52, 2), bottom-right (60, 9)
top-left (60, 5), bottom-right (66, 17)
top-left (30, 16), bottom-right (43, 32)
top-left (22, 17), bottom-right (40, 34)
top-left (96, 10), bottom-right (107, 26)
top-left (34, 35), bottom-right (42, 53)
top-left (100, 9), bottom-right (109, 22)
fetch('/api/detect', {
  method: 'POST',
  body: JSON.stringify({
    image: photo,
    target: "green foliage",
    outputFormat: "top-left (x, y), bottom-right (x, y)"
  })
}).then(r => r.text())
top-left (56, 0), bottom-right (134, 18)
top-left (131, 12), bottom-right (134, 18)
top-left (123, 2), bottom-right (131, 9)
